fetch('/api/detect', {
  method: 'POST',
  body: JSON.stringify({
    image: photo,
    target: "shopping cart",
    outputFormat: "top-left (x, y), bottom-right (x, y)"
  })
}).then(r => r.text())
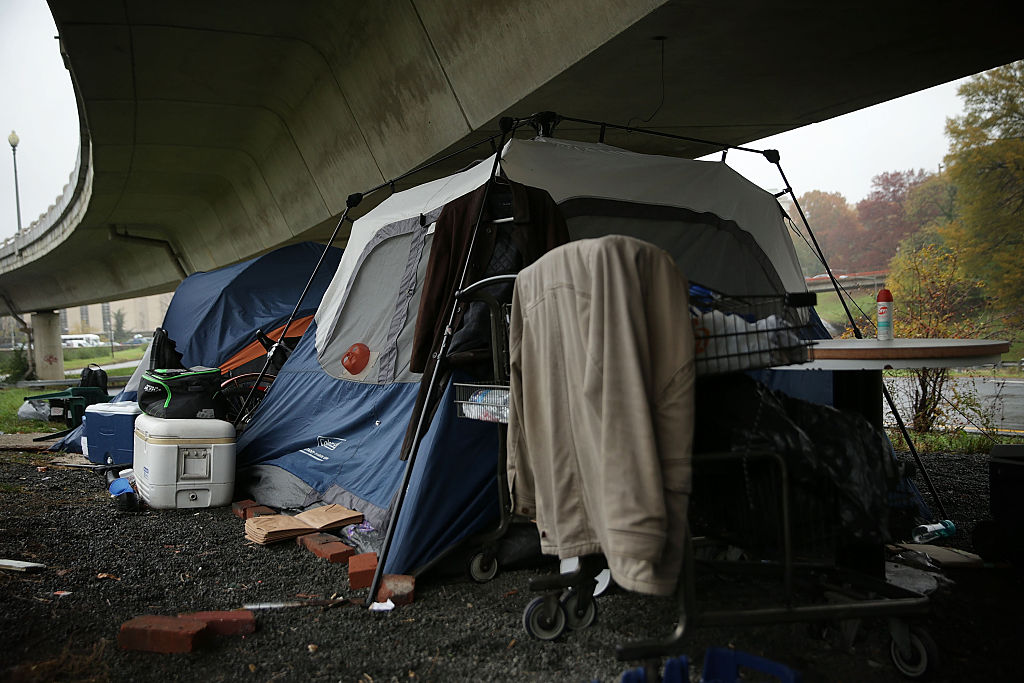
top-left (688, 286), bottom-right (817, 375)
top-left (438, 274), bottom-right (530, 582)
top-left (609, 288), bottom-right (938, 679)
top-left (505, 284), bottom-right (936, 678)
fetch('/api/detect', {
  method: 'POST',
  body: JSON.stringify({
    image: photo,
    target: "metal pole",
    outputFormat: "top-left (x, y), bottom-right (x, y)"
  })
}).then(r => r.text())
top-left (365, 117), bottom-right (519, 605)
top-left (8, 131), bottom-right (23, 233)
top-left (766, 152), bottom-right (950, 521)
top-left (233, 192), bottom-right (364, 424)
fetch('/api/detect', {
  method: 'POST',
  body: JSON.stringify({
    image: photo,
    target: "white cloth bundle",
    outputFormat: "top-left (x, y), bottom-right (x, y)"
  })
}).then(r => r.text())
top-left (691, 308), bottom-right (801, 374)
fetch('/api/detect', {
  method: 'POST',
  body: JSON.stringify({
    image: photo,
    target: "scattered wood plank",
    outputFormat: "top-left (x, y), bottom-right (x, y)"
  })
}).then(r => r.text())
top-left (0, 559), bottom-right (46, 573)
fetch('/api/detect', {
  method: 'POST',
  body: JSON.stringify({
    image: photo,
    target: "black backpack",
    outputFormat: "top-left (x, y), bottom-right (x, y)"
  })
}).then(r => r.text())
top-left (79, 363), bottom-right (108, 394)
top-left (149, 327), bottom-right (185, 371)
top-left (139, 366), bottom-right (227, 420)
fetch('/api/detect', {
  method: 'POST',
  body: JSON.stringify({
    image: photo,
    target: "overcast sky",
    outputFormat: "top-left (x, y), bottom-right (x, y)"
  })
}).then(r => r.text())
top-left (0, 1), bottom-right (973, 243)
top-left (1, 0), bottom-right (80, 242)
top-left (697, 81), bottom-right (967, 200)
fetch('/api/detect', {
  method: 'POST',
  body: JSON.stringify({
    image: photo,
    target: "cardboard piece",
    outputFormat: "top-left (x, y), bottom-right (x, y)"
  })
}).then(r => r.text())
top-left (244, 504), bottom-right (363, 545)
top-left (898, 543), bottom-right (984, 568)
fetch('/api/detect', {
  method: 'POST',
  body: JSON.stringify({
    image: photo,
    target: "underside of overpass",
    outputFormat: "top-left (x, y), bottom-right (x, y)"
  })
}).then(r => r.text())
top-left (2, 0), bottom-right (1022, 318)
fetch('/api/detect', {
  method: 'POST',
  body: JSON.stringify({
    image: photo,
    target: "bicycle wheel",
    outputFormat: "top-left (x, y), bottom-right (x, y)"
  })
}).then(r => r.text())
top-left (220, 373), bottom-right (275, 426)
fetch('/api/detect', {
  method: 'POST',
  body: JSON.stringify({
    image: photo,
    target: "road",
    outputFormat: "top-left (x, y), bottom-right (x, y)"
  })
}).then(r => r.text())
top-left (883, 375), bottom-right (1024, 435)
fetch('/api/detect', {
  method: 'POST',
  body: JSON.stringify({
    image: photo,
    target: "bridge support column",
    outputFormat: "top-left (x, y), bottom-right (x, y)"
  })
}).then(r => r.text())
top-left (31, 311), bottom-right (65, 381)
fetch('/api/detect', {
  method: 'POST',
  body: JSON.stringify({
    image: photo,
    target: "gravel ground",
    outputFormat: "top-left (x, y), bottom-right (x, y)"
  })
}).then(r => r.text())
top-left (1, 444), bottom-right (1021, 683)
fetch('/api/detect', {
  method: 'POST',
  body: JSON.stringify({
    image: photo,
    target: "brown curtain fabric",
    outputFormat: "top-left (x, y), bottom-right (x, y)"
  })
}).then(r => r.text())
top-left (401, 179), bottom-right (570, 459)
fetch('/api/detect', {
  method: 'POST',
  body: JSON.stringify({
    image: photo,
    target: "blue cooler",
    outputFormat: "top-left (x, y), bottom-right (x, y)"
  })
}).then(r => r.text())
top-left (82, 402), bottom-right (143, 465)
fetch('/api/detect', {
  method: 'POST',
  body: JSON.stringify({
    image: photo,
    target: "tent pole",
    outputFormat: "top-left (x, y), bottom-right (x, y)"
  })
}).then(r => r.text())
top-left (234, 193), bottom-right (363, 422)
top-left (768, 155), bottom-right (950, 522)
top-left (767, 154), bottom-right (861, 337)
top-left (559, 114), bottom-right (765, 154)
top-left (882, 383), bottom-right (949, 520)
top-left (365, 117), bottom-right (519, 606)
top-left (272, 194), bottom-right (366, 345)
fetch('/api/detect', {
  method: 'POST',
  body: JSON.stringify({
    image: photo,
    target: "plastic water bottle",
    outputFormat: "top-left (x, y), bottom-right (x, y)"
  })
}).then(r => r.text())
top-left (911, 519), bottom-right (956, 543)
top-left (119, 468), bottom-right (137, 492)
top-left (876, 288), bottom-right (893, 341)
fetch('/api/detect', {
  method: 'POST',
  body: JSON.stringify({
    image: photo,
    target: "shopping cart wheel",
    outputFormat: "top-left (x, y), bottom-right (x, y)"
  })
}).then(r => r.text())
top-left (468, 552), bottom-right (499, 583)
top-left (889, 625), bottom-right (938, 679)
top-left (523, 596), bottom-right (567, 641)
top-left (562, 591), bottom-right (597, 630)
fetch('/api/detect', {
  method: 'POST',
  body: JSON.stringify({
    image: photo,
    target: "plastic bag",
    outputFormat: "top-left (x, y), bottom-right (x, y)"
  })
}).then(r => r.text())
top-left (460, 388), bottom-right (509, 423)
top-left (691, 374), bottom-right (891, 551)
top-left (18, 399), bottom-right (50, 421)
top-left (343, 520), bottom-right (384, 555)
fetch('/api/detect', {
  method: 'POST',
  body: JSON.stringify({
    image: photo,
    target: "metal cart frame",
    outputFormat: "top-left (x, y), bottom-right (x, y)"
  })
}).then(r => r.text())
top-left (455, 278), bottom-right (940, 676)
top-left (616, 451), bottom-right (933, 677)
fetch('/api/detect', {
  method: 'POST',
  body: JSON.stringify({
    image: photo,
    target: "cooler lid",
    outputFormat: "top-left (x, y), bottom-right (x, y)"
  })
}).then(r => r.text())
top-left (134, 414), bottom-right (236, 441)
top-left (85, 401), bottom-right (143, 416)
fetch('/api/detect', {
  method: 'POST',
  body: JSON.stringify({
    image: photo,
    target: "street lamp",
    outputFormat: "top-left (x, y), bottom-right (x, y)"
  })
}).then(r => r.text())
top-left (8, 131), bottom-right (22, 233)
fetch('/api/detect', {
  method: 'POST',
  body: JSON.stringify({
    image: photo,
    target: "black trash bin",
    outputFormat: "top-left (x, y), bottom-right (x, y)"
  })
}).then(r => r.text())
top-left (989, 444), bottom-right (1024, 567)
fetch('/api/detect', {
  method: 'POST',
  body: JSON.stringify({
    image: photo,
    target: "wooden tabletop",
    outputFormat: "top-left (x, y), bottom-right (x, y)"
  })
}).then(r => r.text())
top-left (775, 338), bottom-right (1011, 371)
top-left (810, 338), bottom-right (1011, 361)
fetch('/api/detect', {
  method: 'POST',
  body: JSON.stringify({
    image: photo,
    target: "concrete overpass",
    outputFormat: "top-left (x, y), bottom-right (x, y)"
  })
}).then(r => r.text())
top-left (3, 0), bottom-right (1022, 377)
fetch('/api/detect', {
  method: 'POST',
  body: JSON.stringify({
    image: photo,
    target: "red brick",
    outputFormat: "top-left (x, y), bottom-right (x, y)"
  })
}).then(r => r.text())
top-left (118, 615), bottom-right (208, 653)
top-left (312, 541), bottom-right (356, 564)
top-left (179, 610), bottom-right (256, 636)
top-left (348, 552), bottom-right (378, 589)
top-left (296, 532), bottom-right (341, 550)
top-left (244, 505), bottom-right (276, 519)
top-left (231, 500), bottom-right (259, 519)
top-left (377, 574), bottom-right (415, 606)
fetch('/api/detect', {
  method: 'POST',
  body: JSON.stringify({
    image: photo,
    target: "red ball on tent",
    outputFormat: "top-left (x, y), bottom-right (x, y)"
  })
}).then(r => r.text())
top-left (342, 343), bottom-right (370, 375)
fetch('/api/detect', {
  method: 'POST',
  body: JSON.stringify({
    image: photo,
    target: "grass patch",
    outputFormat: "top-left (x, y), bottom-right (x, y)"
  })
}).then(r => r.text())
top-left (63, 346), bottom-right (146, 372)
top-left (1001, 339), bottom-right (1024, 363)
top-left (887, 428), bottom-right (1024, 454)
top-left (0, 388), bottom-right (63, 434)
top-left (813, 289), bottom-right (875, 332)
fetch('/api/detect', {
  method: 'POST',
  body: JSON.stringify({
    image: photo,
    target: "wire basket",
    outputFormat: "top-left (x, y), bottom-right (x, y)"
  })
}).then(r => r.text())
top-left (689, 288), bottom-right (817, 375)
top-left (689, 456), bottom-right (840, 560)
top-left (454, 383), bottom-right (510, 424)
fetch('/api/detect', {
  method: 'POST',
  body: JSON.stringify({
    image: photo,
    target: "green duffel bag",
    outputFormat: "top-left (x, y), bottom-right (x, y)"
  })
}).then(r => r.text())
top-left (139, 366), bottom-right (227, 420)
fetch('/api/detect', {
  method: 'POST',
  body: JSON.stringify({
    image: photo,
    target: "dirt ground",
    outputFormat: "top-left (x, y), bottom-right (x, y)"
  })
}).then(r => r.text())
top-left (0, 440), bottom-right (1021, 682)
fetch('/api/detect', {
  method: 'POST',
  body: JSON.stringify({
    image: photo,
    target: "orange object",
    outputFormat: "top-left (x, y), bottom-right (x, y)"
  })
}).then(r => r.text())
top-left (342, 343), bottom-right (370, 375)
top-left (218, 315), bottom-right (314, 372)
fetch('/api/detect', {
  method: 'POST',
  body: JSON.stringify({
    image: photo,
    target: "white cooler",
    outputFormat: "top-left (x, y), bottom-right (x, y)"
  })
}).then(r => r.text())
top-left (133, 414), bottom-right (236, 509)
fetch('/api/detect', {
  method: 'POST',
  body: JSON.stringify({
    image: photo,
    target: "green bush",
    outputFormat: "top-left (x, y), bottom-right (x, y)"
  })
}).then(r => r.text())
top-left (0, 348), bottom-right (31, 382)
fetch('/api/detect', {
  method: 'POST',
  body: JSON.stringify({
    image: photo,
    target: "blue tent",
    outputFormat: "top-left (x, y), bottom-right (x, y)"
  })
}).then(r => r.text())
top-left (52, 241), bottom-right (342, 452)
top-left (236, 326), bottom-right (501, 574)
top-left (161, 241), bottom-right (342, 372)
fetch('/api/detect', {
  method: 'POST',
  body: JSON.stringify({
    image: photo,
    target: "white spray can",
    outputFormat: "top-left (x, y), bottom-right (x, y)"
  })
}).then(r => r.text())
top-left (876, 288), bottom-right (893, 341)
